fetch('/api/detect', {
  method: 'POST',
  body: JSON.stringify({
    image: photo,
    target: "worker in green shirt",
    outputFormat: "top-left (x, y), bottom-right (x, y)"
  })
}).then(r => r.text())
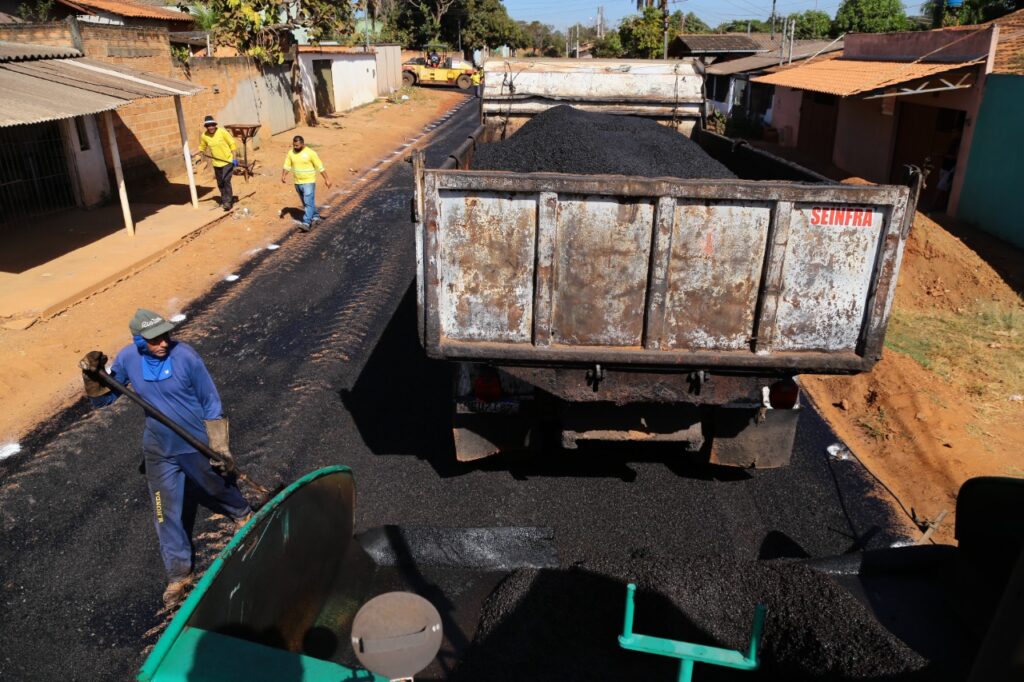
top-left (196, 115), bottom-right (237, 211)
top-left (281, 135), bottom-right (331, 232)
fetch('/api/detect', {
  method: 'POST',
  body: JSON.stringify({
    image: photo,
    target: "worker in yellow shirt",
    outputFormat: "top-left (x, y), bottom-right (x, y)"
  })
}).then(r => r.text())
top-left (196, 115), bottom-right (237, 211)
top-left (281, 135), bottom-right (331, 232)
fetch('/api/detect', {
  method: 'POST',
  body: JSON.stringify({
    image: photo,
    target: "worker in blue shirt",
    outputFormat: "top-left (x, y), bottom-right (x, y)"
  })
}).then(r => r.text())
top-left (79, 309), bottom-right (252, 606)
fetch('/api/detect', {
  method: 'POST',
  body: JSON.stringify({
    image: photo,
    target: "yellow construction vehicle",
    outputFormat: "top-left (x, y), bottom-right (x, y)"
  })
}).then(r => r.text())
top-left (402, 46), bottom-right (481, 90)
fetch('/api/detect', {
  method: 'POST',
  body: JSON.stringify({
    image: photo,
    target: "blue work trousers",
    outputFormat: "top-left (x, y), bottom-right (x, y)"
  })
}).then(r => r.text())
top-left (295, 182), bottom-right (320, 226)
top-left (144, 446), bottom-right (251, 580)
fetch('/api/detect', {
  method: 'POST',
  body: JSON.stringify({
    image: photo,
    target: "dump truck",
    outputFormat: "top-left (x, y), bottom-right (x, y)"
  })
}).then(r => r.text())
top-left (412, 58), bottom-right (922, 468)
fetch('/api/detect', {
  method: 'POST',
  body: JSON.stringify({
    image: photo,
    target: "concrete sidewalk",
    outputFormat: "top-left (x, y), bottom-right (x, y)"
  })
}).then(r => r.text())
top-left (0, 199), bottom-right (240, 327)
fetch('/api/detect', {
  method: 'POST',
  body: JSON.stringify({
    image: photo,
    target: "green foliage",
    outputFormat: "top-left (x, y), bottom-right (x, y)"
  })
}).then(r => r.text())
top-left (591, 32), bottom-right (623, 58)
top-left (787, 10), bottom-right (832, 38)
top-left (833, 0), bottom-right (907, 34)
top-left (405, 0), bottom-right (456, 43)
top-left (517, 20), bottom-right (566, 56)
top-left (674, 11), bottom-right (710, 33)
top-left (171, 44), bottom-right (192, 66)
top-left (460, 0), bottom-right (525, 49)
top-left (17, 0), bottom-right (55, 22)
top-left (714, 18), bottom-right (772, 33)
top-left (619, 7), bottom-right (663, 59)
top-left (919, 0), bottom-right (1019, 26)
top-left (189, 1), bottom-right (222, 31)
top-left (178, 1), bottom-right (353, 64)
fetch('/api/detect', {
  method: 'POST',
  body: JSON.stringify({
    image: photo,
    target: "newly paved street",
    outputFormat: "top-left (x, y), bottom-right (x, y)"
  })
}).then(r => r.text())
top-left (0, 102), bottom-right (906, 680)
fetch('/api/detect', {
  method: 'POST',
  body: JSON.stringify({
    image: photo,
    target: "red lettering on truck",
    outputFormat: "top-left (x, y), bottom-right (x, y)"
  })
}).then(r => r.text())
top-left (808, 207), bottom-right (874, 227)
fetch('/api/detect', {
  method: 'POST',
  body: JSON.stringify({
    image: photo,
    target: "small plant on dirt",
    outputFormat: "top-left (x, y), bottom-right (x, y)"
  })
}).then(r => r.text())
top-left (858, 409), bottom-right (889, 441)
top-left (965, 383), bottom-right (986, 398)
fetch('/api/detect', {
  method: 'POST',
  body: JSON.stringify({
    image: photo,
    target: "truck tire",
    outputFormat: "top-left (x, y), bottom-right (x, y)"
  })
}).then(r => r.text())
top-left (456, 74), bottom-right (472, 90)
top-left (402, 71), bottom-right (416, 87)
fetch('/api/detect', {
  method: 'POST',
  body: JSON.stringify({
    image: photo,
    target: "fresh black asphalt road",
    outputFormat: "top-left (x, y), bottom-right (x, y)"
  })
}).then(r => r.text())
top-left (0, 100), bottom-right (908, 681)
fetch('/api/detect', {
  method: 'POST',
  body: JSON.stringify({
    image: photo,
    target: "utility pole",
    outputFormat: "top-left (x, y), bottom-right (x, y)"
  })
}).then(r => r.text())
top-left (788, 18), bottom-right (796, 64)
top-left (770, 0), bottom-right (777, 39)
top-left (661, 0), bottom-right (669, 59)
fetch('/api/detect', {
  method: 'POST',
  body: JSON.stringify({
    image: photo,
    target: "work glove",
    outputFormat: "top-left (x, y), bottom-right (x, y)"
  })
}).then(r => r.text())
top-left (204, 418), bottom-right (236, 474)
top-left (79, 351), bottom-right (110, 398)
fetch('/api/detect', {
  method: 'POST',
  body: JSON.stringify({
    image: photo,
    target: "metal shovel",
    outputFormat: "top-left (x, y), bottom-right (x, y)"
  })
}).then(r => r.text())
top-left (88, 369), bottom-right (271, 498)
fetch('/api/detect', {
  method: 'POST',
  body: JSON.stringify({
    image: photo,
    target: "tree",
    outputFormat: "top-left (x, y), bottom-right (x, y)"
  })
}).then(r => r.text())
top-left (919, 0), bottom-right (1019, 26)
top-left (17, 0), bottom-right (56, 22)
top-left (833, 0), bottom-right (907, 34)
top-left (459, 0), bottom-right (524, 49)
top-left (618, 7), bottom-right (663, 58)
top-left (406, 0), bottom-right (458, 43)
top-left (591, 31), bottom-right (623, 57)
top-left (189, 2), bottom-right (222, 31)
top-left (674, 11), bottom-right (710, 33)
top-left (715, 18), bottom-right (771, 33)
top-left (180, 1), bottom-right (352, 63)
top-left (787, 10), bottom-right (831, 38)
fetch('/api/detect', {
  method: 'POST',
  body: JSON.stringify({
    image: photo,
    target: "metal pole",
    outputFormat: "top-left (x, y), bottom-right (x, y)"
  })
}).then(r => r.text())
top-left (103, 110), bottom-right (133, 236)
top-left (174, 95), bottom-right (199, 209)
top-left (662, 0), bottom-right (669, 59)
top-left (622, 583), bottom-right (636, 638)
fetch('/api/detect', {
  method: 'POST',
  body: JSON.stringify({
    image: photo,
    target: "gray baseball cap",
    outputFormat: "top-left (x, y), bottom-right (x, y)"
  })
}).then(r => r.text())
top-left (129, 308), bottom-right (176, 340)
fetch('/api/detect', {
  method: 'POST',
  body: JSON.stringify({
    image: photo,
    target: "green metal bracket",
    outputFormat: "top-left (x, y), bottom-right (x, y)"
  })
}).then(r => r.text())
top-left (617, 583), bottom-right (767, 682)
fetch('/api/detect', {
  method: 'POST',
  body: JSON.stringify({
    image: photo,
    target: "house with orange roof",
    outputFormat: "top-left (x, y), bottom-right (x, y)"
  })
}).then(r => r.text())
top-left (52, 0), bottom-right (194, 30)
top-left (752, 10), bottom-right (1023, 248)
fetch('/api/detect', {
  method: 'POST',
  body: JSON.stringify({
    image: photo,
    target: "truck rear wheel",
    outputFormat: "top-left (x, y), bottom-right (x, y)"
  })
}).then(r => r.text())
top-left (456, 74), bottom-right (472, 90)
top-left (402, 71), bottom-right (416, 87)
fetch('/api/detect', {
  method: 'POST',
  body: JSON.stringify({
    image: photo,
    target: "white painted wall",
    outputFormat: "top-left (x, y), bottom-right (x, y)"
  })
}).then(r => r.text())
top-left (329, 55), bottom-right (377, 111)
top-left (298, 53), bottom-right (377, 115)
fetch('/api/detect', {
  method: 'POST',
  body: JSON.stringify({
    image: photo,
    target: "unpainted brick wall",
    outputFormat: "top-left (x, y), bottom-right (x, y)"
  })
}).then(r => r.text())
top-left (0, 21), bottom-right (74, 47)
top-left (0, 19), bottom-right (295, 181)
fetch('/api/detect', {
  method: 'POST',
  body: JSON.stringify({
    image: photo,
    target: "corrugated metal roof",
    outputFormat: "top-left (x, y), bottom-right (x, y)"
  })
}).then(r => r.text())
top-left (0, 41), bottom-right (82, 62)
top-left (298, 45), bottom-right (374, 55)
top-left (707, 40), bottom-right (843, 76)
top-left (751, 57), bottom-right (984, 96)
top-left (66, 0), bottom-right (194, 22)
top-left (0, 57), bottom-right (201, 127)
top-left (673, 34), bottom-right (766, 53)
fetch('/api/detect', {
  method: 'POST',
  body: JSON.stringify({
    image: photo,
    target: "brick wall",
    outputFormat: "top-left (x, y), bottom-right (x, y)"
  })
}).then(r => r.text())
top-left (0, 19), bottom-right (296, 181)
top-left (0, 21), bottom-right (74, 47)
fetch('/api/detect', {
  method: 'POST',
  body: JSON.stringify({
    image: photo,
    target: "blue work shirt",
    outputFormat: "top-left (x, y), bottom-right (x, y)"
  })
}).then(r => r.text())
top-left (93, 341), bottom-right (222, 455)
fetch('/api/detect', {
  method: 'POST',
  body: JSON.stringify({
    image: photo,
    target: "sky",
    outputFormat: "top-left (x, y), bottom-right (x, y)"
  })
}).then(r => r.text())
top-left (503, 0), bottom-right (925, 31)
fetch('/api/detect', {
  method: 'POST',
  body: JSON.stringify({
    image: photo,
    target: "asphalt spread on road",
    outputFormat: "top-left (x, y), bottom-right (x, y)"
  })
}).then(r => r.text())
top-left (1, 100), bottom-right (920, 681)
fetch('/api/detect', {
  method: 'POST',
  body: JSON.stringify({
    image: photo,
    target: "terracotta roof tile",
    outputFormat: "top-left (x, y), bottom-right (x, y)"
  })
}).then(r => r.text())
top-left (68, 0), bottom-right (194, 23)
top-left (986, 7), bottom-right (1024, 74)
top-left (752, 57), bottom-right (984, 96)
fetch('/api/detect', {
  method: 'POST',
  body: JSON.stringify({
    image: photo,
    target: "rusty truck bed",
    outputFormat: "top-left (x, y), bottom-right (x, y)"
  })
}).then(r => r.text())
top-left (413, 95), bottom-right (918, 374)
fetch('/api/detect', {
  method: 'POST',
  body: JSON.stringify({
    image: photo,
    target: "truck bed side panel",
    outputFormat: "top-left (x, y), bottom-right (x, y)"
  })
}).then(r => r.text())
top-left (421, 169), bottom-right (911, 373)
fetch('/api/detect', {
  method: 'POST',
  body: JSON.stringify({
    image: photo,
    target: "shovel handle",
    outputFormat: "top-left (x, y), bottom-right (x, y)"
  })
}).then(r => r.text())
top-left (88, 370), bottom-right (269, 495)
top-left (91, 370), bottom-right (221, 460)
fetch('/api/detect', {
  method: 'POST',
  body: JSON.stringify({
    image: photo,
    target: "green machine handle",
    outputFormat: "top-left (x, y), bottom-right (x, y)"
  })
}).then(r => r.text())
top-left (618, 583), bottom-right (766, 682)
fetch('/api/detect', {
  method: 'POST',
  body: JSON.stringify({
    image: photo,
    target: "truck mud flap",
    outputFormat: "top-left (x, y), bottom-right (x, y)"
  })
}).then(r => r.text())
top-left (453, 411), bottom-right (534, 462)
top-left (709, 405), bottom-right (799, 468)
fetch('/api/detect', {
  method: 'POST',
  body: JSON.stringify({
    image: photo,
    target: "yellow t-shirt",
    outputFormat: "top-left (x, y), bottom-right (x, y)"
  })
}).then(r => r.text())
top-left (198, 127), bottom-right (237, 167)
top-left (283, 147), bottom-right (325, 184)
